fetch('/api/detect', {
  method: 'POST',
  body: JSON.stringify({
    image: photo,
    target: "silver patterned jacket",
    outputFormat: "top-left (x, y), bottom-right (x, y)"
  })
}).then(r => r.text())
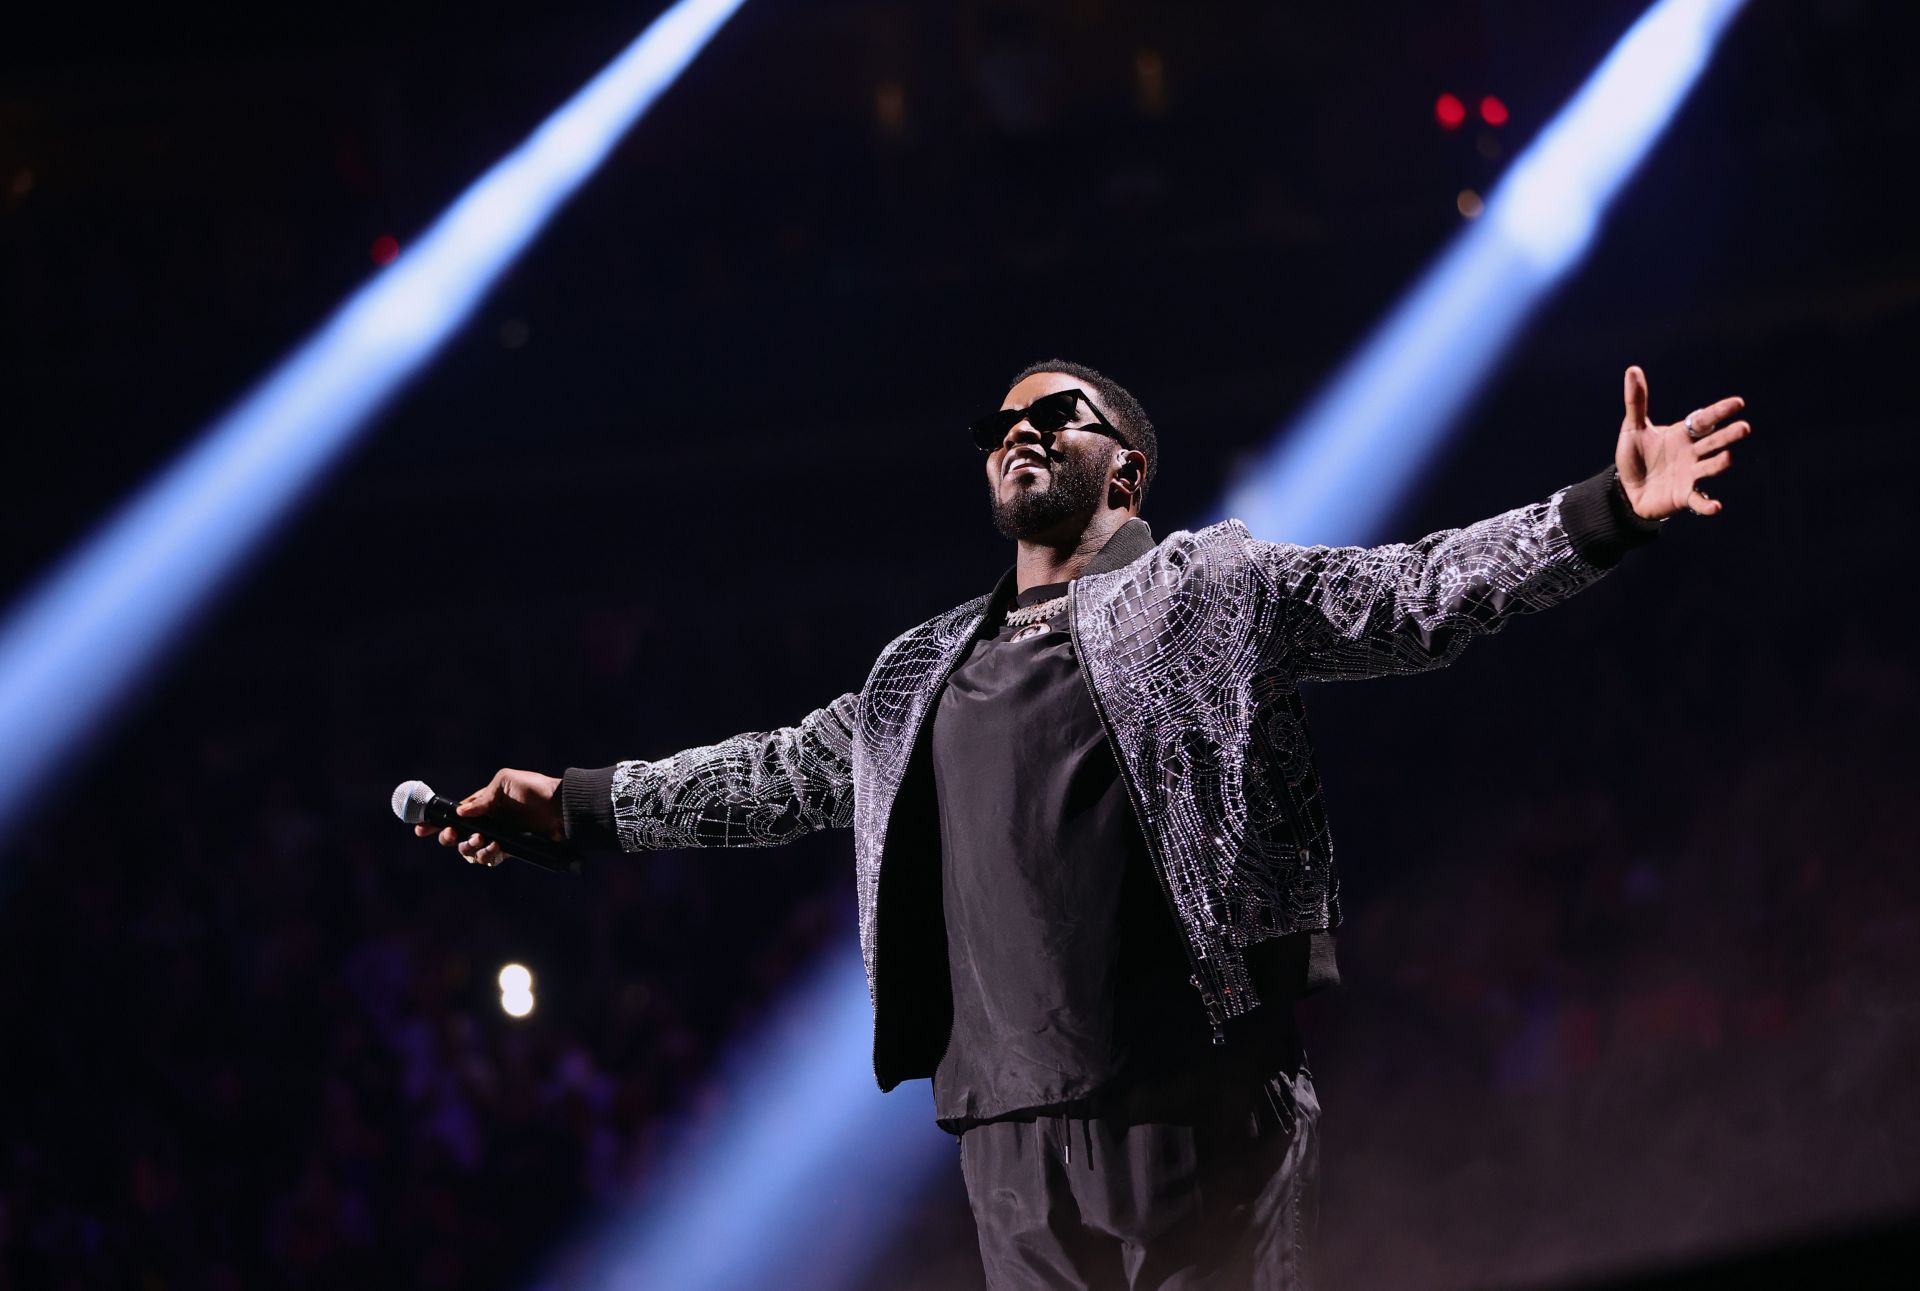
top-left (596, 466), bottom-right (1653, 1089)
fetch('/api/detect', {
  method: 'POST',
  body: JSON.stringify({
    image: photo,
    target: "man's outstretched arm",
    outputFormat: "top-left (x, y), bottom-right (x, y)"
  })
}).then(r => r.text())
top-left (417, 691), bottom-right (861, 866)
top-left (1242, 365), bottom-right (1751, 682)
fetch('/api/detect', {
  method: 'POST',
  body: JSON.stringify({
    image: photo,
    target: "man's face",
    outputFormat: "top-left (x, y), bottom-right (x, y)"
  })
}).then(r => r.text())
top-left (983, 371), bottom-right (1122, 542)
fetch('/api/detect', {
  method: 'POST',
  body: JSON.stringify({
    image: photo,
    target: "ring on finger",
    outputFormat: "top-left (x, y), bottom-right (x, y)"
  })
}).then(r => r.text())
top-left (1685, 413), bottom-right (1702, 441)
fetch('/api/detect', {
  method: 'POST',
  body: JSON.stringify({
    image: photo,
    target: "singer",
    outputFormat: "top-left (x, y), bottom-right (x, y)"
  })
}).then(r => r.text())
top-left (416, 359), bottom-right (1749, 1289)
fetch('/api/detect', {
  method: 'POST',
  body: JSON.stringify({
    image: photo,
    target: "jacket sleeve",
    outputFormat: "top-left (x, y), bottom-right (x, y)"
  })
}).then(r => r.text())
top-left (560, 691), bottom-right (859, 851)
top-left (1240, 466), bottom-right (1662, 683)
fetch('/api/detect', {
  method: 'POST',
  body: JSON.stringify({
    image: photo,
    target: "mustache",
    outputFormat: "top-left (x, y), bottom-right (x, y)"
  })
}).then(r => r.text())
top-left (1003, 446), bottom-right (1059, 476)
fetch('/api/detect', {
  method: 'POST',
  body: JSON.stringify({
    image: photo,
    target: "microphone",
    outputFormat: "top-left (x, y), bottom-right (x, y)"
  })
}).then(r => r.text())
top-left (391, 779), bottom-right (583, 877)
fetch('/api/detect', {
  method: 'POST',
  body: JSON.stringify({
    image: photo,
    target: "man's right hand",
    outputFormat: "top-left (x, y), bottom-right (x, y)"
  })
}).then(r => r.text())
top-left (414, 768), bottom-right (564, 867)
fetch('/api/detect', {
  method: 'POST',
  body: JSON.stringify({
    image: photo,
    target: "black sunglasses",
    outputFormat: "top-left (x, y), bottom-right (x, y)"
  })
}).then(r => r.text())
top-left (969, 388), bottom-right (1130, 453)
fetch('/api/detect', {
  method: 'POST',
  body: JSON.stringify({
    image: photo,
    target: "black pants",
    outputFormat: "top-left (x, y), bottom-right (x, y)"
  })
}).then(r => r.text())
top-left (958, 1066), bottom-right (1320, 1290)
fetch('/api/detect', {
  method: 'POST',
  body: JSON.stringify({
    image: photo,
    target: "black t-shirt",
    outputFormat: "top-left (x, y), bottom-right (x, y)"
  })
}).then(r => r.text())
top-left (930, 579), bottom-right (1305, 1133)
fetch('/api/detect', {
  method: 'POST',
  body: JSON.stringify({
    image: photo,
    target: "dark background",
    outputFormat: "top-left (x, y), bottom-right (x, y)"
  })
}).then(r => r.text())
top-left (2, 1), bottom-right (1915, 1287)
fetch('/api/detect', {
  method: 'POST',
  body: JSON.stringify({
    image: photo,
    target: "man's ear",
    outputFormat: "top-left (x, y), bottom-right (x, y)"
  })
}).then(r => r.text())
top-left (1112, 450), bottom-right (1146, 507)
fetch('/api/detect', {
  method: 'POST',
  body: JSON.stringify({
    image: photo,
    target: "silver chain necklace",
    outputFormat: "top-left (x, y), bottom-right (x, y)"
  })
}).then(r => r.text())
top-left (1003, 594), bottom-right (1069, 629)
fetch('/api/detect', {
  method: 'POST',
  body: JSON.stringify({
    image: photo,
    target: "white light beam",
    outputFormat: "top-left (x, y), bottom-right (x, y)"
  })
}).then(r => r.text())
top-left (0, 0), bottom-right (750, 838)
top-left (1218, 0), bottom-right (1748, 547)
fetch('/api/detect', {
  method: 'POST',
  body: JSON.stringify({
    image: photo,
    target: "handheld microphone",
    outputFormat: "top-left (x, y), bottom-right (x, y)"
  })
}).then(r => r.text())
top-left (391, 779), bottom-right (583, 877)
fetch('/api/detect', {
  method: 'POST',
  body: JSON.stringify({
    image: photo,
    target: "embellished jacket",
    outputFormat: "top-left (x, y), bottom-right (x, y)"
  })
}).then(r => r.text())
top-left (563, 466), bottom-right (1660, 1090)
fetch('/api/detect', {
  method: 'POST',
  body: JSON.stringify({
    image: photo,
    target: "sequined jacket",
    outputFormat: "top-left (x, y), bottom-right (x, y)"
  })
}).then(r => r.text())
top-left (565, 466), bottom-right (1658, 1090)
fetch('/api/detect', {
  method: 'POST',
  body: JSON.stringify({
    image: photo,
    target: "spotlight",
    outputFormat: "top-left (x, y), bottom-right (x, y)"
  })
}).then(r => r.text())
top-left (499, 963), bottom-right (535, 1017)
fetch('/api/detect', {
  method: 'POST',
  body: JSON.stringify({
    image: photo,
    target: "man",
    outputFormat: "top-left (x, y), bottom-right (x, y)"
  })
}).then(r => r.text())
top-left (416, 359), bottom-right (1749, 1288)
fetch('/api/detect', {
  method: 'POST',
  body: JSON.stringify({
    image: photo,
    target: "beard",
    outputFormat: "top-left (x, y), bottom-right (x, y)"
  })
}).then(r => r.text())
top-left (988, 446), bottom-right (1112, 541)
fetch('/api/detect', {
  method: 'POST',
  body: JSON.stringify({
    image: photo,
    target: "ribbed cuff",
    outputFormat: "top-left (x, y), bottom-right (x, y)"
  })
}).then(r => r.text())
top-left (560, 765), bottom-right (620, 851)
top-left (1560, 465), bottom-right (1664, 568)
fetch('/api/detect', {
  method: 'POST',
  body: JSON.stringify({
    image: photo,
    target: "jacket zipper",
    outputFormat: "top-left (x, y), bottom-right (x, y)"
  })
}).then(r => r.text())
top-left (1068, 590), bottom-right (1228, 1046)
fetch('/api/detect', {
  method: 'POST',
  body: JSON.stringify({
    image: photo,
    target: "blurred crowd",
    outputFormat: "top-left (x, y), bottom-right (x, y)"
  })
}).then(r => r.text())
top-left (1304, 618), bottom-right (1920, 1288)
top-left (0, 608), bottom-right (851, 1287)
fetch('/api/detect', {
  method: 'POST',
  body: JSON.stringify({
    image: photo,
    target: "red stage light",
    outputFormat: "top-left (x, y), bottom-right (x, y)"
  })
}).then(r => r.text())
top-left (1480, 95), bottom-right (1509, 126)
top-left (1434, 93), bottom-right (1466, 130)
top-left (370, 234), bottom-right (400, 266)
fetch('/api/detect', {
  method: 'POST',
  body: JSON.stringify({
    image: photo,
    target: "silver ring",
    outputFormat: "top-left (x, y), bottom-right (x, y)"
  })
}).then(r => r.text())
top-left (1685, 413), bottom-right (1702, 441)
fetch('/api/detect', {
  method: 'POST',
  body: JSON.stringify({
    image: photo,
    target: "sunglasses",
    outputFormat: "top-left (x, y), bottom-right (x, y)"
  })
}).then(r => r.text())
top-left (969, 388), bottom-right (1130, 453)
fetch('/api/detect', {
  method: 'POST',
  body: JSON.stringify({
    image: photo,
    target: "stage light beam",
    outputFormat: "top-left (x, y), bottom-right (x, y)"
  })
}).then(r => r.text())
top-left (0, 0), bottom-right (751, 842)
top-left (554, 942), bottom-right (954, 1291)
top-left (1220, 0), bottom-right (1748, 547)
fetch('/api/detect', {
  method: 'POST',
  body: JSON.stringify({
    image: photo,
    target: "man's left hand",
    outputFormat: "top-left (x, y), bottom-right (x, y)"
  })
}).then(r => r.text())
top-left (1616, 365), bottom-right (1752, 521)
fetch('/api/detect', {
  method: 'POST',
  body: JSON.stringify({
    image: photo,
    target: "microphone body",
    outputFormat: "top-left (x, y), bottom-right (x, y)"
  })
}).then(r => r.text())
top-left (392, 780), bottom-right (583, 877)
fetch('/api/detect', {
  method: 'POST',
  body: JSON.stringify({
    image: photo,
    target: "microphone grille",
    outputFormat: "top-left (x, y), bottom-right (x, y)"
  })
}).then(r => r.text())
top-left (391, 780), bottom-right (435, 824)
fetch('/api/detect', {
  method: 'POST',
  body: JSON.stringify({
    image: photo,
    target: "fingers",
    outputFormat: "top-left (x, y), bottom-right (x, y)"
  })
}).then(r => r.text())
top-left (456, 778), bottom-right (497, 817)
top-left (1692, 419), bottom-right (1750, 457)
top-left (1623, 365), bottom-right (1650, 430)
top-left (1685, 412), bottom-right (1746, 516)
top-left (457, 831), bottom-right (506, 867)
top-left (1685, 395), bottom-right (1746, 438)
top-left (421, 823), bottom-right (503, 866)
top-left (1697, 448), bottom-right (1736, 478)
